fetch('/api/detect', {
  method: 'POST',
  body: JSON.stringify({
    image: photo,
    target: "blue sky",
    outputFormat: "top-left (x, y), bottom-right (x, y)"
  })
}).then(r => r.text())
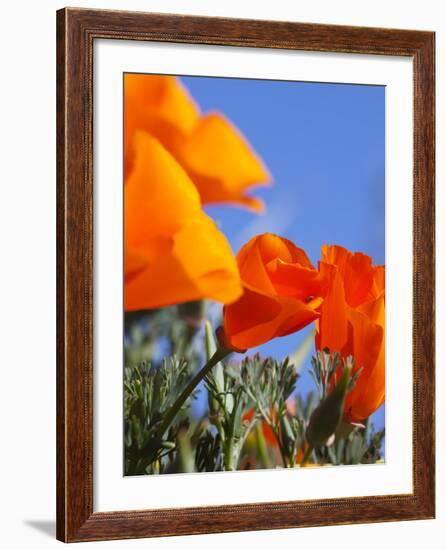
top-left (181, 75), bottom-right (385, 430)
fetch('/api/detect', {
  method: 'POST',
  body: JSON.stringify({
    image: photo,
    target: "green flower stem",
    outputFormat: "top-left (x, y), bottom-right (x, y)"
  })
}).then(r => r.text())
top-left (224, 432), bottom-right (235, 471)
top-left (204, 321), bottom-right (226, 442)
top-left (157, 347), bottom-right (231, 440)
top-left (255, 423), bottom-right (271, 469)
top-left (223, 394), bottom-right (239, 471)
top-left (272, 426), bottom-right (289, 468)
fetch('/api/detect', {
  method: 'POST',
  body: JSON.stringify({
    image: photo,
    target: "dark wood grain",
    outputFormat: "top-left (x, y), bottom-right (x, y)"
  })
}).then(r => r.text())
top-left (56, 7), bottom-right (435, 542)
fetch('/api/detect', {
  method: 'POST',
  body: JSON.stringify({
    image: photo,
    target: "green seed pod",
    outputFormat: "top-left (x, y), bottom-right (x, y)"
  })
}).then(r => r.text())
top-left (306, 365), bottom-right (352, 447)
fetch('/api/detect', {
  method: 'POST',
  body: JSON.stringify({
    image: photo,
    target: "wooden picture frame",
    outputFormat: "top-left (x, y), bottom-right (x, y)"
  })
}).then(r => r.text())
top-left (56, 7), bottom-right (435, 542)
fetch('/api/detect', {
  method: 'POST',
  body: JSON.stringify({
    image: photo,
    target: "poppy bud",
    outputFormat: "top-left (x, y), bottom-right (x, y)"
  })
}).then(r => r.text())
top-left (306, 364), bottom-right (352, 447)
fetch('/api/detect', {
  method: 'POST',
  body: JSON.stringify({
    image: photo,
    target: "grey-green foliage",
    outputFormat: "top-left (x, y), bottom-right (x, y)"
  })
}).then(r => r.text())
top-left (204, 356), bottom-right (255, 471)
top-left (123, 344), bottom-right (385, 474)
top-left (326, 421), bottom-right (385, 465)
top-left (124, 356), bottom-right (197, 475)
top-left (238, 353), bottom-right (303, 467)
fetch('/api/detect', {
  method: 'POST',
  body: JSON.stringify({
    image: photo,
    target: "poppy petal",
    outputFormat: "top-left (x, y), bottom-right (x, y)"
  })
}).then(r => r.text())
top-left (316, 267), bottom-right (349, 353)
top-left (124, 133), bottom-right (242, 310)
top-left (177, 113), bottom-right (271, 210)
top-left (125, 132), bottom-right (201, 246)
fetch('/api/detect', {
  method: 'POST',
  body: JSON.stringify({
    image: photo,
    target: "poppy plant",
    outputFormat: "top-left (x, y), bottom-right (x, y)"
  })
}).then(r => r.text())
top-left (316, 244), bottom-right (385, 422)
top-left (124, 73), bottom-right (271, 211)
top-left (124, 132), bottom-right (243, 311)
top-left (220, 233), bottom-right (332, 351)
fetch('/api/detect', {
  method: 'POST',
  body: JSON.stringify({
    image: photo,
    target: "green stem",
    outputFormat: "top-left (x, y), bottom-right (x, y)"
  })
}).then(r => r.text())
top-left (255, 423), bottom-right (271, 469)
top-left (157, 347), bottom-right (231, 440)
top-left (223, 394), bottom-right (239, 471)
top-left (136, 347), bottom-right (231, 473)
top-left (224, 434), bottom-right (235, 471)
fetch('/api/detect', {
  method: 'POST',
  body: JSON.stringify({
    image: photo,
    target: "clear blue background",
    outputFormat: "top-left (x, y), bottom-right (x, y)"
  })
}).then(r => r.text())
top-left (181, 76), bottom-right (385, 431)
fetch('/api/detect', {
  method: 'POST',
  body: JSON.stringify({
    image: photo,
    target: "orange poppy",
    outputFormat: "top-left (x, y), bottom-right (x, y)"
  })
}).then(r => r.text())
top-left (124, 73), bottom-right (271, 211)
top-left (124, 132), bottom-right (243, 311)
top-left (220, 234), bottom-right (332, 350)
top-left (316, 245), bottom-right (385, 422)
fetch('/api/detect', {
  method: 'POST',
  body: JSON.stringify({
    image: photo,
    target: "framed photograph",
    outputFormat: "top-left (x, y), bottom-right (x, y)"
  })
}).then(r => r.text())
top-left (56, 7), bottom-right (435, 542)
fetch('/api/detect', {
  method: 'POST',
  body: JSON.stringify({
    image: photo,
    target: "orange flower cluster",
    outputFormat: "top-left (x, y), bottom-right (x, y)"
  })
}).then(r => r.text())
top-left (124, 74), bottom-right (270, 311)
top-left (124, 73), bottom-right (385, 423)
top-left (221, 235), bottom-right (385, 422)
